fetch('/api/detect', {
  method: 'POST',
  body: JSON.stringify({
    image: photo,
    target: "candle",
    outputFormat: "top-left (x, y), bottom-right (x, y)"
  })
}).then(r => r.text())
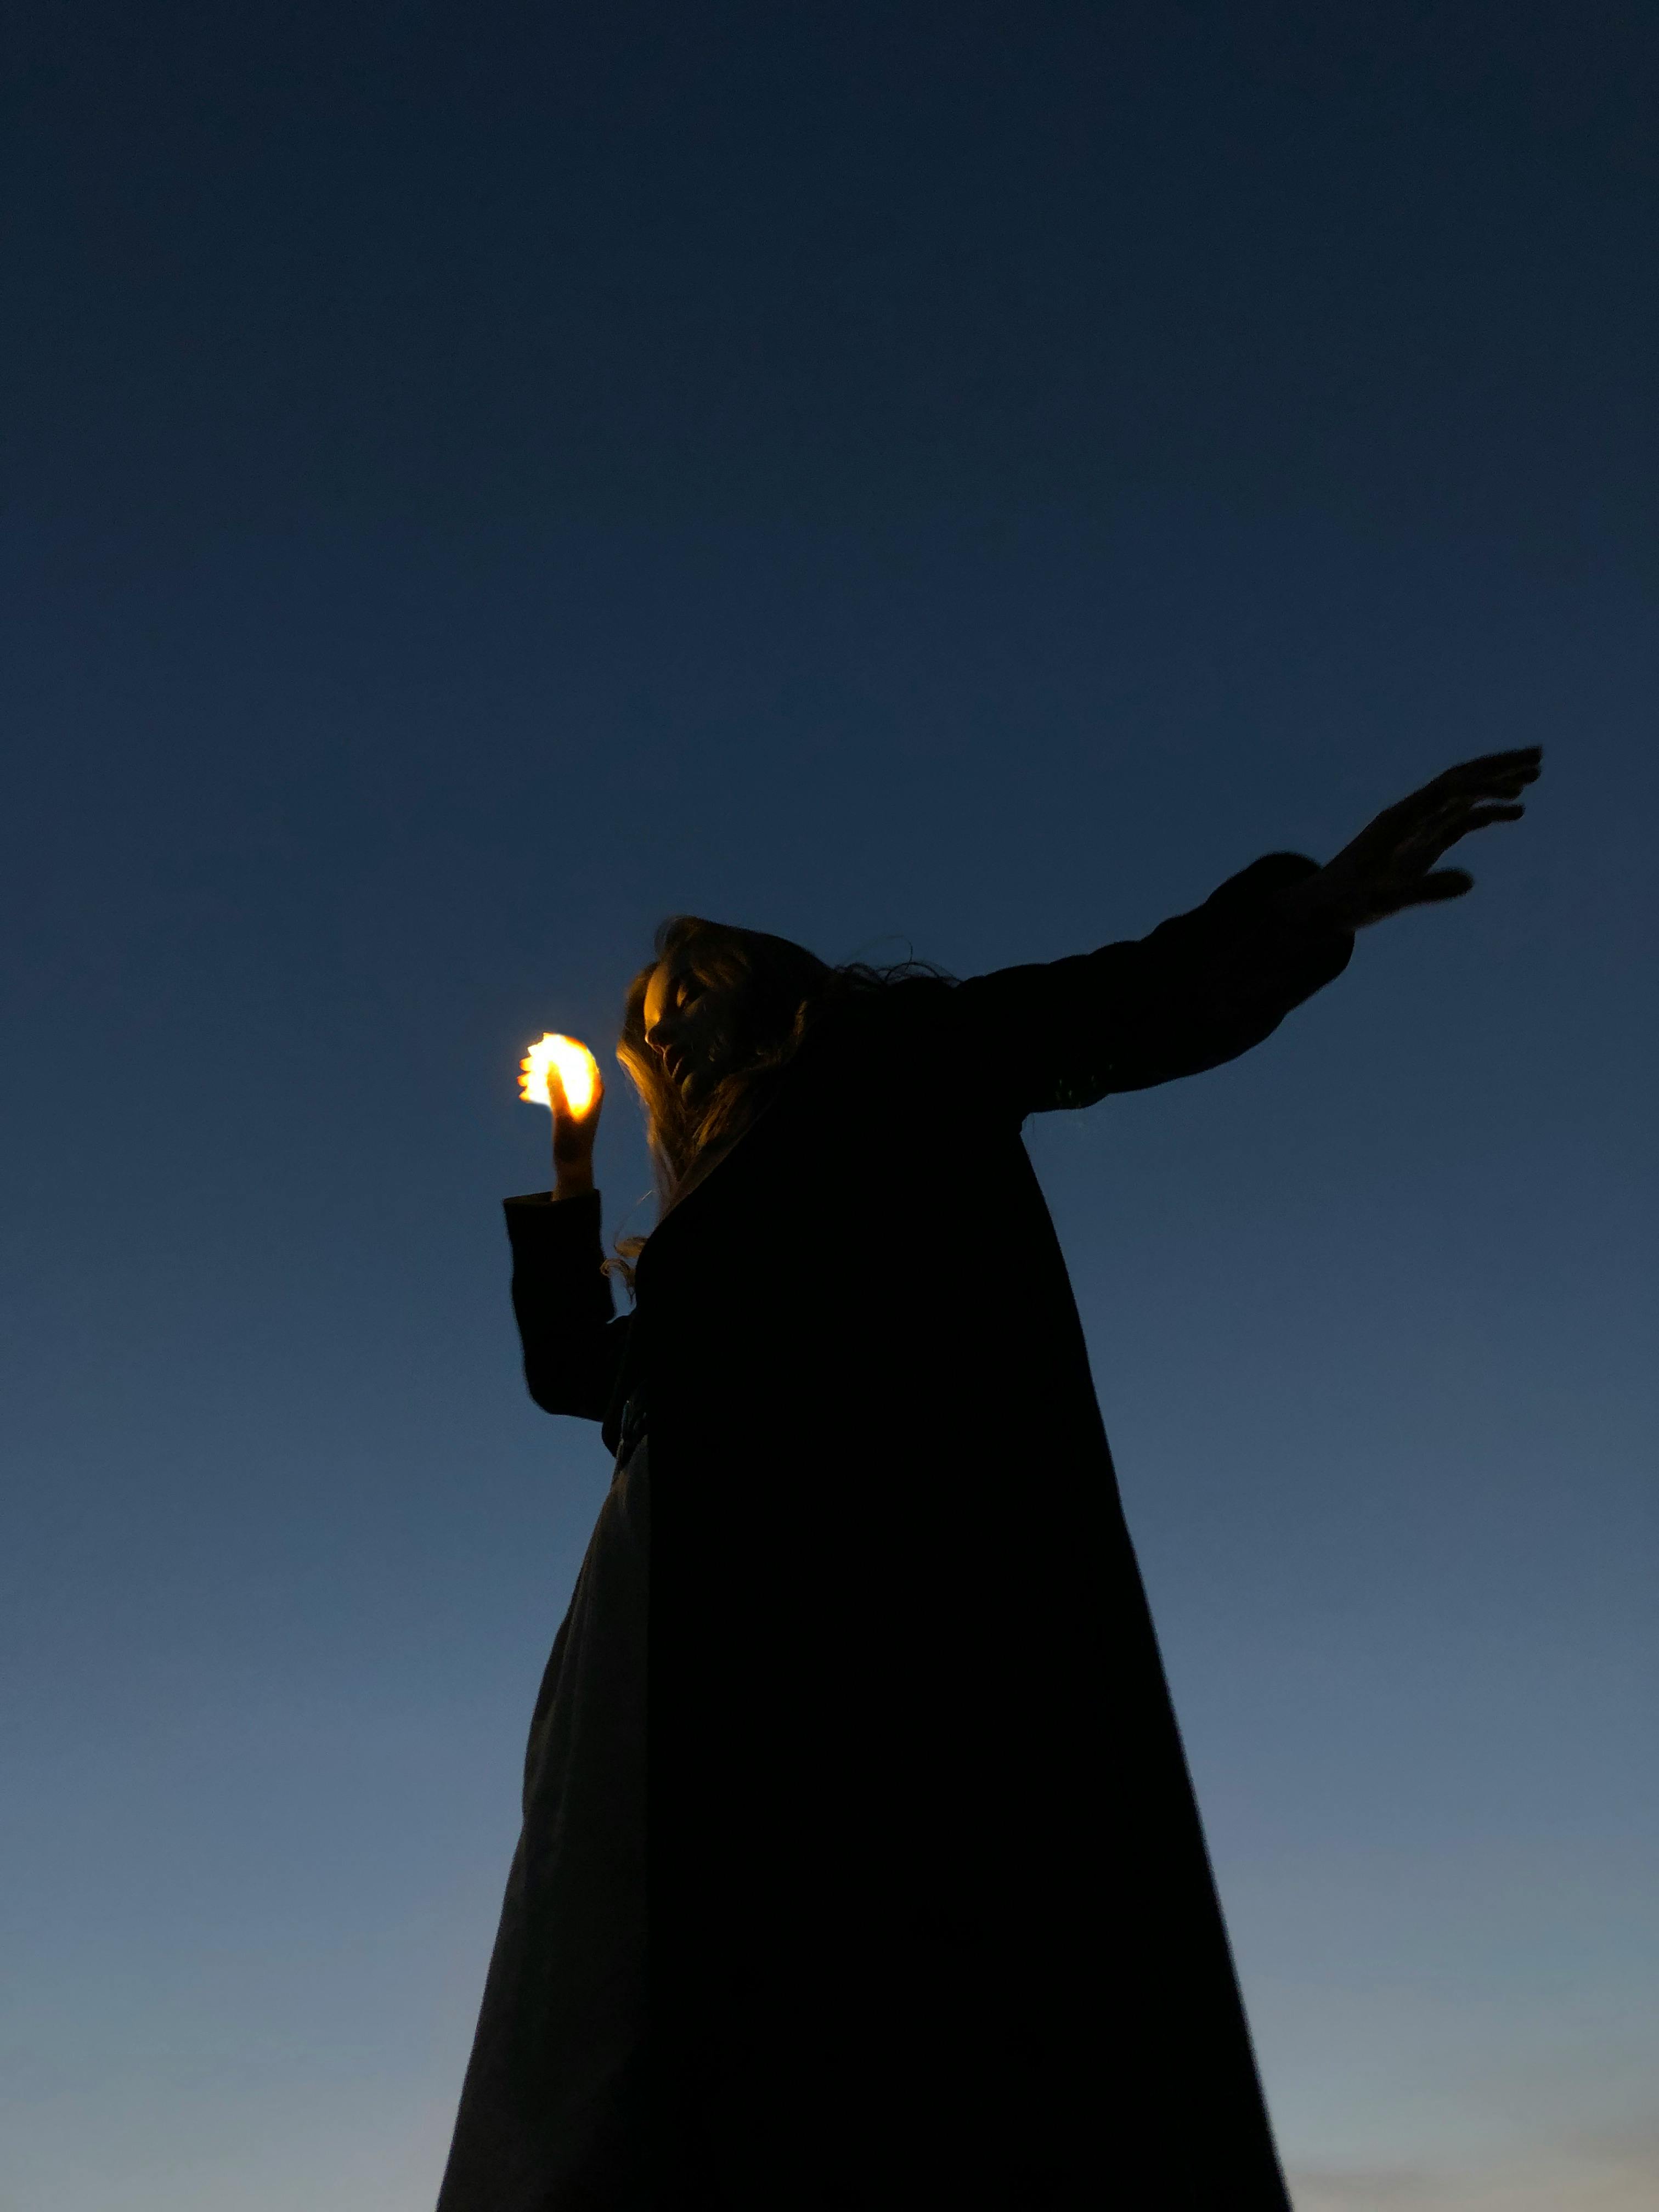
top-left (519, 1033), bottom-right (600, 1116)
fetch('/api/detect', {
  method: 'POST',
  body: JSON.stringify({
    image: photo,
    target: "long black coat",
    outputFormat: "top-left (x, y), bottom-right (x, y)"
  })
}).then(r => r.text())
top-left (463, 855), bottom-right (1351, 2211)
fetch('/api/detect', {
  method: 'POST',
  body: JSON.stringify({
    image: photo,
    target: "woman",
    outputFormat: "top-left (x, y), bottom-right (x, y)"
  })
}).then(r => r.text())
top-left (437, 750), bottom-right (1540, 2212)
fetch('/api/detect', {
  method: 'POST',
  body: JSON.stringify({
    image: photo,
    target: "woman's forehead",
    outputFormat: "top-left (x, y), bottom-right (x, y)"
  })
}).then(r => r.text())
top-left (642, 953), bottom-right (687, 1022)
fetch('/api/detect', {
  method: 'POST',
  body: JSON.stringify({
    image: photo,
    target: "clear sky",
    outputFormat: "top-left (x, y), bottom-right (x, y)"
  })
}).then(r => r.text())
top-left (3, 6), bottom-right (1655, 2208)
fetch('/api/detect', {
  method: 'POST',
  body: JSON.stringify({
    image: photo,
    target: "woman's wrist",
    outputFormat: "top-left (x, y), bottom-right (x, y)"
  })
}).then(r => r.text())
top-left (552, 1166), bottom-right (596, 1200)
top-left (1271, 870), bottom-right (1355, 933)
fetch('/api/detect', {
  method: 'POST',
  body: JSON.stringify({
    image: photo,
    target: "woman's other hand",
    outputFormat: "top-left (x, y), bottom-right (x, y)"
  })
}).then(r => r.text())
top-left (550, 1060), bottom-right (605, 1199)
top-left (1278, 747), bottom-right (1543, 932)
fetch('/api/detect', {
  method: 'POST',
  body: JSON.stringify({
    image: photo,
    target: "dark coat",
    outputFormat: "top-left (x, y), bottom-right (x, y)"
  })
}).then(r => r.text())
top-left (465, 855), bottom-right (1351, 2211)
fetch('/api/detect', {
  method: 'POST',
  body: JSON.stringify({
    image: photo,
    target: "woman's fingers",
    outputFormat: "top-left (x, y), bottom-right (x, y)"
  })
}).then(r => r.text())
top-left (1427, 747), bottom-right (1543, 795)
top-left (1319, 749), bottom-right (1538, 924)
top-left (1383, 752), bottom-right (1542, 839)
top-left (1402, 868), bottom-right (1475, 905)
top-left (1448, 802), bottom-right (1527, 834)
top-left (1369, 794), bottom-right (1523, 905)
top-left (1357, 867), bottom-right (1475, 920)
top-left (1380, 782), bottom-right (1526, 866)
top-left (1404, 800), bottom-right (1526, 867)
top-left (549, 1060), bottom-right (603, 1141)
top-left (545, 1063), bottom-right (603, 1111)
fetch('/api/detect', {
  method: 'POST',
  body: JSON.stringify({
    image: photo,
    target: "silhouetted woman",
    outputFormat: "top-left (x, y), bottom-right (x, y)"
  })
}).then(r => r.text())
top-left (437, 751), bottom-right (1539, 2212)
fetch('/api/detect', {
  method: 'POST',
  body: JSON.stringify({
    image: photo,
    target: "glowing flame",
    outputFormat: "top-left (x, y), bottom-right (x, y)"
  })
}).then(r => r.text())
top-left (519, 1033), bottom-right (600, 1115)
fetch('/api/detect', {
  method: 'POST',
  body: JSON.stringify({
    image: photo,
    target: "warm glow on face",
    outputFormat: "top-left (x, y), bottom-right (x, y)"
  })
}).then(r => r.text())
top-left (519, 1033), bottom-right (600, 1115)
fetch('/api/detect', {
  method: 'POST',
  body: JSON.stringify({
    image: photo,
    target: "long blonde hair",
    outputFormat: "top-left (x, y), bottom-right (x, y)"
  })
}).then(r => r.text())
top-left (610, 915), bottom-right (939, 1285)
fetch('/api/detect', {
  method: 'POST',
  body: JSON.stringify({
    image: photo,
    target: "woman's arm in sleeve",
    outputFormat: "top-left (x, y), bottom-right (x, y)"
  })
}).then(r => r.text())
top-left (501, 1187), bottom-right (631, 1421)
top-left (950, 852), bottom-right (1355, 1116)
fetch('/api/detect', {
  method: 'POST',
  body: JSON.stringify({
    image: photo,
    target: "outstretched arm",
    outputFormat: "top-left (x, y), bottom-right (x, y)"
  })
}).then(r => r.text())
top-left (948, 749), bottom-right (1541, 1119)
top-left (951, 852), bottom-right (1355, 1115)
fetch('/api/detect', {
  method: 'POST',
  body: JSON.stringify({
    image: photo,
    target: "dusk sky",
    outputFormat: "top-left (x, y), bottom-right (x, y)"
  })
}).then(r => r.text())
top-left (3, 5), bottom-right (1656, 2208)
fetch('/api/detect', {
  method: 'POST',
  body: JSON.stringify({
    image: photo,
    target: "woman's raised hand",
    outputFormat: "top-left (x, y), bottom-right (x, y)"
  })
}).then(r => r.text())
top-left (549, 1060), bottom-right (605, 1199)
top-left (1279, 748), bottom-right (1543, 932)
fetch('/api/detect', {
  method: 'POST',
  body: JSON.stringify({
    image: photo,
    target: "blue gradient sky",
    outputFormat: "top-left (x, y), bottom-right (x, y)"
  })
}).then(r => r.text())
top-left (4, 8), bottom-right (1656, 2208)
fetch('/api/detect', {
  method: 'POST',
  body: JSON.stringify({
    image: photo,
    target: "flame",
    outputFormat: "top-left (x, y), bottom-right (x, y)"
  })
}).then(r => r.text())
top-left (519, 1033), bottom-right (600, 1115)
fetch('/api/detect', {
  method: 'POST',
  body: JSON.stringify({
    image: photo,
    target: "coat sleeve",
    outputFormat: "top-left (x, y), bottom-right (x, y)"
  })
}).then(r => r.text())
top-left (946, 852), bottom-right (1355, 1118)
top-left (501, 1188), bottom-right (631, 1422)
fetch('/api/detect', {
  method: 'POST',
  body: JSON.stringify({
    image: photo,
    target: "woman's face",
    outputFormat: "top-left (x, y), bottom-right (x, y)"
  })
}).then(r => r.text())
top-left (642, 952), bottom-right (743, 1105)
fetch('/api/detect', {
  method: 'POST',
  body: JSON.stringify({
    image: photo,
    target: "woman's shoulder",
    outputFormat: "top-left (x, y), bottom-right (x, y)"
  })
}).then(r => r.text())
top-left (806, 970), bottom-right (957, 1057)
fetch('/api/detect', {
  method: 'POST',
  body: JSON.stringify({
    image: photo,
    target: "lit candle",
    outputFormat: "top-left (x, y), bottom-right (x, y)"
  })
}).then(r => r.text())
top-left (519, 1033), bottom-right (600, 1115)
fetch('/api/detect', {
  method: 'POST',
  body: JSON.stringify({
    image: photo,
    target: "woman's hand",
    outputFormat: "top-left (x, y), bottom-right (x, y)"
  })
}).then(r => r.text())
top-left (549, 1061), bottom-right (605, 1199)
top-left (1278, 747), bottom-right (1543, 932)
